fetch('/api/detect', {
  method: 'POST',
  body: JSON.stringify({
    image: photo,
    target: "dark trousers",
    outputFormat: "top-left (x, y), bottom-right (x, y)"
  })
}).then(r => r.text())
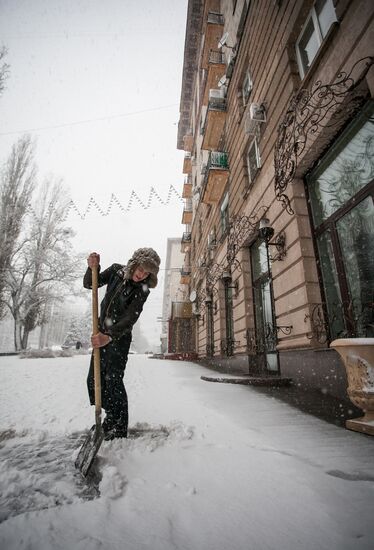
top-left (87, 335), bottom-right (131, 429)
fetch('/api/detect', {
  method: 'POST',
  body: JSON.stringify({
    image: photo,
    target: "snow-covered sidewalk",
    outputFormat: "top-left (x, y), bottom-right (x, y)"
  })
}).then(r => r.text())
top-left (0, 354), bottom-right (373, 550)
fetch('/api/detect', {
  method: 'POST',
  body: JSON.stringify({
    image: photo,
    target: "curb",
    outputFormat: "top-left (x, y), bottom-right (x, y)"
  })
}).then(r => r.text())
top-left (200, 376), bottom-right (292, 387)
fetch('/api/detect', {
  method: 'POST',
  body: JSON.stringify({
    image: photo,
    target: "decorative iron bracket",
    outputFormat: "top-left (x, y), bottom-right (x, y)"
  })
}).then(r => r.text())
top-left (274, 56), bottom-right (374, 215)
top-left (268, 231), bottom-right (287, 261)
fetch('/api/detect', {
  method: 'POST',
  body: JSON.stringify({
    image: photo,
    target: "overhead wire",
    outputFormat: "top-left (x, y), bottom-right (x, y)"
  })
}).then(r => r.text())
top-left (0, 103), bottom-right (179, 136)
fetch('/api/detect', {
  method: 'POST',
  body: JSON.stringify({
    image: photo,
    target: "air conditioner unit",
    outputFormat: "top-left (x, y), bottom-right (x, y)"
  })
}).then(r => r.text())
top-left (244, 103), bottom-right (267, 135)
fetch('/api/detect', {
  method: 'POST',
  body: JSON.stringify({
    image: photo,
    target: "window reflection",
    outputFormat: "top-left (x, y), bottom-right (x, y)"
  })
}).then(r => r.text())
top-left (307, 102), bottom-right (374, 339)
top-left (337, 197), bottom-right (374, 336)
top-left (309, 106), bottom-right (374, 226)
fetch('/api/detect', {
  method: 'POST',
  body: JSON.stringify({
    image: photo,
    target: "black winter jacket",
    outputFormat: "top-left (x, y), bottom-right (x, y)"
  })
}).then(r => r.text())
top-left (83, 263), bottom-right (150, 341)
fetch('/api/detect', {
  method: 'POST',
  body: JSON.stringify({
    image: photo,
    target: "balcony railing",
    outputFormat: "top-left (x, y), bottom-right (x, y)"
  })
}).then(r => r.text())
top-left (207, 12), bottom-right (224, 24)
top-left (201, 12), bottom-right (224, 69)
top-left (182, 198), bottom-right (193, 224)
top-left (182, 231), bottom-right (192, 243)
top-left (201, 91), bottom-right (227, 144)
top-left (184, 198), bottom-right (192, 210)
top-left (208, 151), bottom-right (229, 169)
top-left (181, 231), bottom-right (192, 252)
top-left (208, 89), bottom-right (227, 110)
top-left (209, 49), bottom-right (225, 64)
top-left (201, 151), bottom-right (229, 204)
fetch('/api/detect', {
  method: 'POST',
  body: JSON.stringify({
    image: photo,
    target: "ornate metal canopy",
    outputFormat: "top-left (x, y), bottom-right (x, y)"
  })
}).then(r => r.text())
top-left (274, 56), bottom-right (374, 214)
top-left (195, 205), bottom-right (269, 310)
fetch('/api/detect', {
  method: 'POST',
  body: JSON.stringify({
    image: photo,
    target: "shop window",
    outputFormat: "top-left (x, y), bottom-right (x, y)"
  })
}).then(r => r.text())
top-left (307, 102), bottom-right (374, 340)
top-left (296, 0), bottom-right (337, 79)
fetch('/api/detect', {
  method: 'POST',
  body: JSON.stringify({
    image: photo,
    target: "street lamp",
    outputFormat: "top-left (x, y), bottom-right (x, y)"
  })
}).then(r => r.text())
top-left (221, 271), bottom-right (239, 297)
top-left (258, 218), bottom-right (287, 261)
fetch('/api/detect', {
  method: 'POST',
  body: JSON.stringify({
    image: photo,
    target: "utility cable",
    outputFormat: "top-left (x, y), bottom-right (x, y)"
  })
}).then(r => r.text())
top-left (0, 103), bottom-right (179, 136)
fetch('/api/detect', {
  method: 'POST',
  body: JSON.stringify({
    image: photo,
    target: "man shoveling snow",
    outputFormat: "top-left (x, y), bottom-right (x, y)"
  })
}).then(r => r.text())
top-left (84, 248), bottom-right (160, 440)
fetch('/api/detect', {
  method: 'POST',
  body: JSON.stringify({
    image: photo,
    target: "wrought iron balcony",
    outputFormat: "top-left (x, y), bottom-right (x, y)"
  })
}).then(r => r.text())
top-left (201, 13), bottom-right (224, 69)
top-left (202, 50), bottom-right (226, 106)
top-left (207, 12), bottom-right (224, 24)
top-left (183, 152), bottom-right (192, 174)
top-left (182, 198), bottom-right (193, 225)
top-left (181, 231), bottom-right (192, 253)
top-left (201, 151), bottom-right (229, 204)
top-left (202, 90), bottom-right (227, 150)
top-left (209, 49), bottom-right (225, 64)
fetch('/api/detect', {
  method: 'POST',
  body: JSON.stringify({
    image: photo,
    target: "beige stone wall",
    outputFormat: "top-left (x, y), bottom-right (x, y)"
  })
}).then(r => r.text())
top-left (179, 0), bottom-right (374, 359)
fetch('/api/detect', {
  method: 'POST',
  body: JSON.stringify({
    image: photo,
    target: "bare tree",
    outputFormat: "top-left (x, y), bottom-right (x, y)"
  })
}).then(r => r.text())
top-left (0, 135), bottom-right (36, 319)
top-left (5, 178), bottom-right (83, 350)
top-left (0, 46), bottom-right (10, 97)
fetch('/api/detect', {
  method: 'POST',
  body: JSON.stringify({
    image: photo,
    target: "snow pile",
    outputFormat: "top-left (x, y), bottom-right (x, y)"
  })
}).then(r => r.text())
top-left (0, 354), bottom-right (374, 550)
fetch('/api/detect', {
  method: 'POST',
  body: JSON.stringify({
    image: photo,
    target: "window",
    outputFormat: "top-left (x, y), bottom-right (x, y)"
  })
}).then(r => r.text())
top-left (220, 192), bottom-right (229, 238)
top-left (223, 282), bottom-right (234, 356)
top-left (250, 240), bottom-right (279, 372)
top-left (247, 138), bottom-right (261, 185)
top-left (307, 102), bottom-right (374, 339)
top-left (296, 0), bottom-right (337, 79)
top-left (242, 70), bottom-right (253, 105)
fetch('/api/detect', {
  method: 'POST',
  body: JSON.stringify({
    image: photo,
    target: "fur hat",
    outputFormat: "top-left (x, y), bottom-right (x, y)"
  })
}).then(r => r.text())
top-left (124, 247), bottom-right (161, 288)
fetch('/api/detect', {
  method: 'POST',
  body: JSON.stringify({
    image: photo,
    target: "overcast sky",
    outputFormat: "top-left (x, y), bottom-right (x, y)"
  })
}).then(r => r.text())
top-left (0, 0), bottom-right (188, 347)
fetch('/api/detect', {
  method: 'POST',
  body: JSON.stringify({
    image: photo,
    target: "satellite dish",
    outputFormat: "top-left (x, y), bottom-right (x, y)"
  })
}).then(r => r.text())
top-left (189, 290), bottom-right (197, 302)
top-left (218, 31), bottom-right (229, 49)
top-left (218, 75), bottom-right (227, 88)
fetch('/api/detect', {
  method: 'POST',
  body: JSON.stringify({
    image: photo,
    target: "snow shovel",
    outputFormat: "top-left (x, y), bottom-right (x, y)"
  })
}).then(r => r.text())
top-left (75, 264), bottom-right (104, 477)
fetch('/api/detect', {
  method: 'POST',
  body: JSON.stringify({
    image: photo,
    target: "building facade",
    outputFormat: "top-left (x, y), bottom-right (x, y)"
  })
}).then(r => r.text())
top-left (177, 0), bottom-right (374, 396)
top-left (160, 238), bottom-right (196, 354)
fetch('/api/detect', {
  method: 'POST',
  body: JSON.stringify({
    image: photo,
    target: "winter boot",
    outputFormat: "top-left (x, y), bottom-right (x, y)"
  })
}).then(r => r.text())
top-left (103, 414), bottom-right (127, 440)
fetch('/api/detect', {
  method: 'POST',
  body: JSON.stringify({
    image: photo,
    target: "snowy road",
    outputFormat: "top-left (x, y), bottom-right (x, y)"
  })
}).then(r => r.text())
top-left (0, 353), bottom-right (373, 550)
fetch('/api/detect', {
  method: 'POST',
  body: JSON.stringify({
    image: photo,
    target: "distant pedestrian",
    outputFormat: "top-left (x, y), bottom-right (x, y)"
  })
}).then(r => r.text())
top-left (83, 248), bottom-right (160, 439)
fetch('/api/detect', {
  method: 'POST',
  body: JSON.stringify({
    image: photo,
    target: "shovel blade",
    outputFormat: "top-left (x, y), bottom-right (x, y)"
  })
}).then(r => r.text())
top-left (75, 424), bottom-right (104, 477)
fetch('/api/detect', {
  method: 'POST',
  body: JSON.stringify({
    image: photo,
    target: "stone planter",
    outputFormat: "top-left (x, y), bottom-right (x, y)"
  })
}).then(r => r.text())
top-left (330, 338), bottom-right (374, 436)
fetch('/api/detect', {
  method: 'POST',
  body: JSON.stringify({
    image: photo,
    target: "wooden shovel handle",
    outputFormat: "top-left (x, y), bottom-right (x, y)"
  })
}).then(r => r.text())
top-left (91, 265), bottom-right (102, 421)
